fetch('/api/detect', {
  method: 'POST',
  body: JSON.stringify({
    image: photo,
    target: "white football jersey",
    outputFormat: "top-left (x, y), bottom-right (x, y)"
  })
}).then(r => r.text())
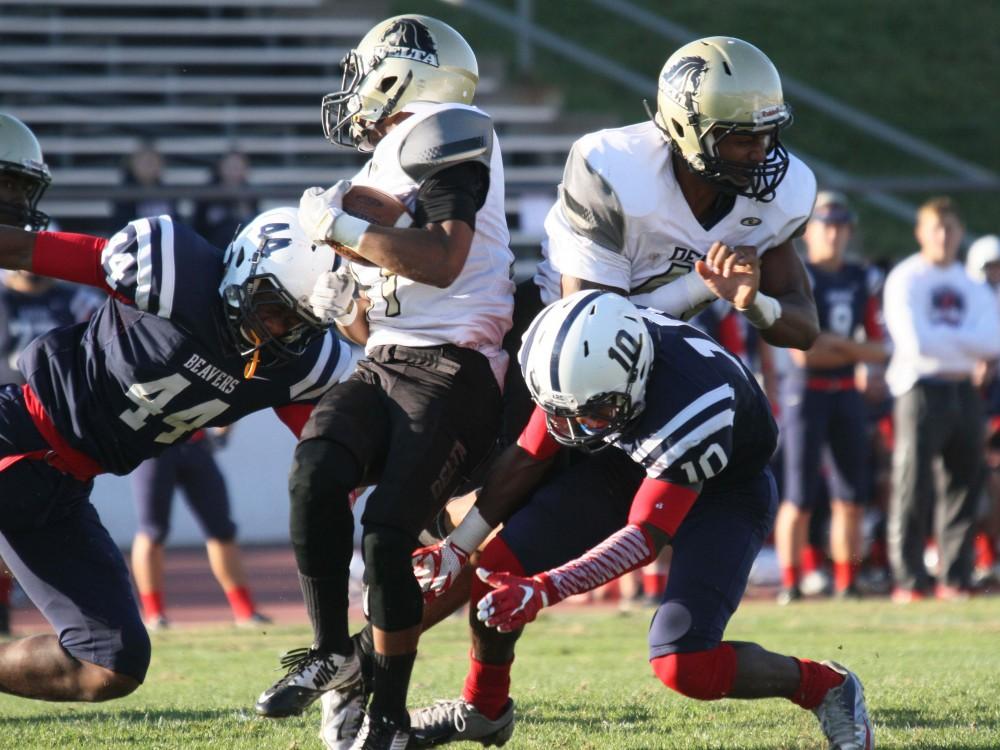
top-left (348, 101), bottom-right (515, 385)
top-left (534, 121), bottom-right (816, 312)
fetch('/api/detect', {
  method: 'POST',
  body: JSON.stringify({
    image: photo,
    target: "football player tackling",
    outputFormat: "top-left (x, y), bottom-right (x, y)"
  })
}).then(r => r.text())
top-left (416, 291), bottom-right (873, 750)
top-left (0, 114), bottom-right (357, 705)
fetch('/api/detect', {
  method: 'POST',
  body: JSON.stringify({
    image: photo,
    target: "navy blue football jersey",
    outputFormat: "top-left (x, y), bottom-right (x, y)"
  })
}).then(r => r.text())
top-left (807, 260), bottom-right (877, 380)
top-left (18, 216), bottom-right (354, 475)
top-left (0, 280), bottom-right (103, 385)
top-left (615, 308), bottom-right (778, 488)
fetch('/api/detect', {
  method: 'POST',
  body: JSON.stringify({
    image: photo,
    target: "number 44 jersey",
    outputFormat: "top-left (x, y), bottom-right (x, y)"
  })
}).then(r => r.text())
top-left (614, 308), bottom-right (778, 489)
top-left (18, 216), bottom-right (355, 476)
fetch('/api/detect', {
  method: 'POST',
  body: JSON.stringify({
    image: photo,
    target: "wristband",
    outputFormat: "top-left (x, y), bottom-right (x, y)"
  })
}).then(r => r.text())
top-left (449, 506), bottom-right (494, 554)
top-left (329, 212), bottom-right (370, 250)
top-left (738, 292), bottom-right (782, 329)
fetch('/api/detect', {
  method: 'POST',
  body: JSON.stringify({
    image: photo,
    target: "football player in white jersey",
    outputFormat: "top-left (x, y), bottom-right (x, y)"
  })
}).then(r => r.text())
top-left (252, 15), bottom-right (515, 750)
top-left (407, 37), bottom-right (830, 747)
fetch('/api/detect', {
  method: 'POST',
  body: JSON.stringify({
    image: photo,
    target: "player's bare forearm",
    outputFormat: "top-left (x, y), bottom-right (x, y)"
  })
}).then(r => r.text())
top-left (757, 240), bottom-right (820, 350)
top-left (475, 443), bottom-right (553, 528)
top-left (352, 220), bottom-right (472, 287)
top-left (0, 226), bottom-right (37, 272)
top-left (337, 296), bottom-right (370, 346)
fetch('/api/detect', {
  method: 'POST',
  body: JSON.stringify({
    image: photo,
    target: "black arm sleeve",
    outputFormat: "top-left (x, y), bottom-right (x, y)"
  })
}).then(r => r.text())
top-left (413, 161), bottom-right (490, 231)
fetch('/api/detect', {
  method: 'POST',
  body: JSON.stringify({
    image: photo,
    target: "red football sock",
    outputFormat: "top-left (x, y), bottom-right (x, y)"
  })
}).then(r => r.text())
top-left (801, 545), bottom-right (823, 573)
top-left (781, 565), bottom-right (800, 589)
top-left (790, 658), bottom-right (845, 710)
top-left (462, 654), bottom-right (513, 721)
top-left (833, 561), bottom-right (858, 592)
top-left (140, 591), bottom-right (165, 619)
top-left (225, 586), bottom-right (256, 620)
top-left (0, 573), bottom-right (12, 606)
top-left (975, 532), bottom-right (997, 569)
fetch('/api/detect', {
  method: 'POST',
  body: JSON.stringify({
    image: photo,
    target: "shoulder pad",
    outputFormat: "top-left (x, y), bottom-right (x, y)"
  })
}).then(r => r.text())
top-left (399, 108), bottom-right (494, 184)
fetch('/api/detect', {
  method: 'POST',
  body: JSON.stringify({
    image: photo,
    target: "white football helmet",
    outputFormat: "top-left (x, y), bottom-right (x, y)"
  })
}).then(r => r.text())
top-left (966, 235), bottom-right (1000, 284)
top-left (649, 36), bottom-right (792, 202)
top-left (321, 14), bottom-right (478, 151)
top-left (518, 290), bottom-right (655, 449)
top-left (0, 113), bottom-right (51, 230)
top-left (219, 207), bottom-right (340, 363)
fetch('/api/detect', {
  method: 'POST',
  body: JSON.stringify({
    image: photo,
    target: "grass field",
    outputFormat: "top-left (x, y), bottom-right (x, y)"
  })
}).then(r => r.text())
top-left (2, 597), bottom-right (999, 749)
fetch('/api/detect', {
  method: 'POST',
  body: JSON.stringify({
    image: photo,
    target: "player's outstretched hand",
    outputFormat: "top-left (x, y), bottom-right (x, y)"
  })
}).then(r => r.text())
top-left (299, 181), bottom-right (351, 243)
top-left (412, 538), bottom-right (471, 603)
top-left (309, 269), bottom-right (356, 326)
top-left (696, 242), bottom-right (761, 310)
top-left (475, 567), bottom-right (557, 633)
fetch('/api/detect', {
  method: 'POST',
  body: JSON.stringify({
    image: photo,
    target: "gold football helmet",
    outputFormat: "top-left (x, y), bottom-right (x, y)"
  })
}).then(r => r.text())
top-left (650, 36), bottom-right (792, 202)
top-left (0, 113), bottom-right (51, 230)
top-left (322, 15), bottom-right (479, 151)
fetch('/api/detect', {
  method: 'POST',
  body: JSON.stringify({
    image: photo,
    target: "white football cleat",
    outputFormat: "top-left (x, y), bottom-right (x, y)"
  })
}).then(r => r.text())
top-left (319, 674), bottom-right (368, 750)
top-left (813, 661), bottom-right (874, 750)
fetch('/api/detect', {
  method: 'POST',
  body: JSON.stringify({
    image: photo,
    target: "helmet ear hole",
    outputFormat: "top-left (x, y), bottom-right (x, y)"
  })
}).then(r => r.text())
top-left (377, 76), bottom-right (398, 93)
top-left (671, 119), bottom-right (685, 138)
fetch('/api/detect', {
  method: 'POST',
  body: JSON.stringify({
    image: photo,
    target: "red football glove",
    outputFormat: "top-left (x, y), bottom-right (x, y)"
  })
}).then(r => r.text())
top-left (474, 567), bottom-right (560, 632)
top-left (412, 538), bottom-right (471, 603)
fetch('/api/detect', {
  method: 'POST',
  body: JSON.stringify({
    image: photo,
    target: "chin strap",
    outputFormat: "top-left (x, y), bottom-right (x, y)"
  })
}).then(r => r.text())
top-left (243, 332), bottom-right (261, 379)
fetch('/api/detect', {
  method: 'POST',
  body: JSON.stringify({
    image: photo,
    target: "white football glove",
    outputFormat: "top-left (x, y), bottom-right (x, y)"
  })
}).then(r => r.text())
top-left (412, 537), bottom-right (471, 603)
top-left (309, 268), bottom-right (357, 326)
top-left (298, 181), bottom-right (351, 243)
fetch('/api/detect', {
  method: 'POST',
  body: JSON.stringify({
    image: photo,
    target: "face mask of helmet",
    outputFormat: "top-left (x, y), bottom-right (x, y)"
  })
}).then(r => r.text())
top-left (540, 391), bottom-right (636, 451)
top-left (220, 236), bottom-right (326, 368)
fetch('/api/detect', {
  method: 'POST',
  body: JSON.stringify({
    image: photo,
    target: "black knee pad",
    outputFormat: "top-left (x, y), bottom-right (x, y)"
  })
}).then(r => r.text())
top-left (288, 438), bottom-right (360, 576)
top-left (362, 524), bottom-right (422, 632)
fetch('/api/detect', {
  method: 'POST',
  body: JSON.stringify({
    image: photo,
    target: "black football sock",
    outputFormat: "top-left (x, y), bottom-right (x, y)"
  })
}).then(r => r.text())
top-left (299, 572), bottom-right (353, 656)
top-left (368, 651), bottom-right (417, 727)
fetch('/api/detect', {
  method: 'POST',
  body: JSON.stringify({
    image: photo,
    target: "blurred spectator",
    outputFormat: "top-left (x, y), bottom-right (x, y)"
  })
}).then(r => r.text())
top-left (884, 198), bottom-right (1000, 602)
top-left (774, 191), bottom-right (887, 603)
top-left (193, 150), bottom-right (258, 250)
top-left (129, 426), bottom-right (271, 630)
top-left (965, 234), bottom-right (1000, 588)
top-left (111, 142), bottom-right (177, 230)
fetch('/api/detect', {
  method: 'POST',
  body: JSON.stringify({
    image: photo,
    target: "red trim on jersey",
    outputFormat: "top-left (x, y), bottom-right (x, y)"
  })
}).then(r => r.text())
top-left (21, 384), bottom-right (105, 481)
top-left (274, 403), bottom-right (314, 438)
top-left (806, 376), bottom-right (857, 391)
top-left (516, 406), bottom-right (560, 461)
top-left (32, 231), bottom-right (111, 292)
top-left (627, 478), bottom-right (699, 538)
top-left (863, 296), bottom-right (883, 341)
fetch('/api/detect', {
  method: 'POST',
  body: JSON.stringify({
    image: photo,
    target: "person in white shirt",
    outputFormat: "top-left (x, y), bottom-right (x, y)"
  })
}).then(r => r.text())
top-left (883, 198), bottom-right (1000, 602)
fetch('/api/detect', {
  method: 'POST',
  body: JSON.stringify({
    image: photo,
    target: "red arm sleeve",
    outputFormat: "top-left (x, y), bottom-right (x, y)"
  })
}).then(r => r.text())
top-left (627, 477), bottom-right (700, 539)
top-left (863, 296), bottom-right (883, 341)
top-left (516, 405), bottom-right (561, 461)
top-left (274, 403), bottom-right (314, 438)
top-left (32, 231), bottom-right (110, 291)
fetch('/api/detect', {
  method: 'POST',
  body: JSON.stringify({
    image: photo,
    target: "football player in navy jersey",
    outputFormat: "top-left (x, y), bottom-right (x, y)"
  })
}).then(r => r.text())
top-left (774, 192), bottom-right (887, 604)
top-left (251, 16), bottom-right (515, 750)
top-left (0, 171), bottom-right (357, 704)
top-left (409, 292), bottom-right (873, 750)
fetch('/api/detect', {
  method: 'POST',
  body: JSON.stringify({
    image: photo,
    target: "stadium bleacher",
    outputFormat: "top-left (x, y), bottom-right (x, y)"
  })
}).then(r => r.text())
top-left (2, 0), bottom-right (581, 256)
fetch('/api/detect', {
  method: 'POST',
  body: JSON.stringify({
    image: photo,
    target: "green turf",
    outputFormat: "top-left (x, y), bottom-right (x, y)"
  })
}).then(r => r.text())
top-left (2, 597), bottom-right (999, 748)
